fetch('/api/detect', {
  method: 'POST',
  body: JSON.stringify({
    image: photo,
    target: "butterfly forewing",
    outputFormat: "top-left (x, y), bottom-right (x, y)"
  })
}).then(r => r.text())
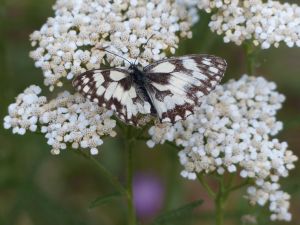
top-left (143, 55), bottom-right (227, 123)
top-left (73, 54), bottom-right (226, 126)
top-left (72, 68), bottom-right (152, 125)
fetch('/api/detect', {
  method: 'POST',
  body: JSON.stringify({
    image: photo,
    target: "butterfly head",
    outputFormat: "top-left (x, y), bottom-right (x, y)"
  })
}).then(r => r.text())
top-left (128, 64), bottom-right (142, 73)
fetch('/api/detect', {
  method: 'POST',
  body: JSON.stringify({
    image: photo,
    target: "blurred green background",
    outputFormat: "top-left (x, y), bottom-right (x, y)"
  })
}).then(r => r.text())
top-left (0, 1), bottom-right (299, 225)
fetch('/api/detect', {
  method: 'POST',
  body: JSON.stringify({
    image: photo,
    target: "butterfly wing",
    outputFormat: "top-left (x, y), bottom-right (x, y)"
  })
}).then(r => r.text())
top-left (143, 54), bottom-right (227, 123)
top-left (72, 68), bottom-right (152, 125)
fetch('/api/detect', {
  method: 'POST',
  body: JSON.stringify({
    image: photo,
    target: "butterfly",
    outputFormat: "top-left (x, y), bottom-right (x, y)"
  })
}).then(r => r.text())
top-left (73, 54), bottom-right (227, 126)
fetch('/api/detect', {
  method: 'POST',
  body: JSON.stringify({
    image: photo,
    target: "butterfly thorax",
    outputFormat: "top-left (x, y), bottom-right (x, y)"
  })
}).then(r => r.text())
top-left (128, 65), bottom-right (145, 86)
top-left (129, 64), bottom-right (157, 114)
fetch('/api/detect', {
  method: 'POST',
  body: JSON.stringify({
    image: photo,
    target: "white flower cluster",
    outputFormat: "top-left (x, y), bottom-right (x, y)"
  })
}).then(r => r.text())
top-left (4, 85), bottom-right (117, 155)
top-left (29, 0), bottom-right (198, 90)
top-left (247, 181), bottom-right (292, 221)
top-left (147, 75), bottom-right (298, 221)
top-left (198, 0), bottom-right (300, 49)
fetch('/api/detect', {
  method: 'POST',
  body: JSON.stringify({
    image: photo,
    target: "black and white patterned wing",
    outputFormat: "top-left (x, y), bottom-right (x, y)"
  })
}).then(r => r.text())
top-left (143, 54), bottom-right (227, 123)
top-left (72, 68), bottom-right (152, 125)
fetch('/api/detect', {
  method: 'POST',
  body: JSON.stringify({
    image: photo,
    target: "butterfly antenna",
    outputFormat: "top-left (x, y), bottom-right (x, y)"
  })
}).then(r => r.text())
top-left (133, 34), bottom-right (155, 65)
top-left (98, 48), bottom-right (132, 65)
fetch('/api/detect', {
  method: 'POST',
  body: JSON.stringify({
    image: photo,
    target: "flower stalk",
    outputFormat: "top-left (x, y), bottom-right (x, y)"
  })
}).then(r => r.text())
top-left (244, 42), bottom-right (257, 75)
top-left (197, 174), bottom-right (216, 199)
top-left (215, 176), bottom-right (228, 225)
top-left (215, 192), bottom-right (225, 225)
top-left (126, 127), bottom-right (137, 225)
top-left (196, 174), bottom-right (252, 225)
top-left (76, 150), bottom-right (128, 197)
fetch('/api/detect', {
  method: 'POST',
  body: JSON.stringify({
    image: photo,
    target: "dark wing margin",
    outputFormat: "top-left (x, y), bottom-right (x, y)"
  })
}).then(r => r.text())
top-left (143, 54), bottom-right (227, 123)
top-left (72, 68), bottom-right (152, 125)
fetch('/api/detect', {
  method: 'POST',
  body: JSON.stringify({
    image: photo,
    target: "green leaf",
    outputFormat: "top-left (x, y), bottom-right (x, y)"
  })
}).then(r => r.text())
top-left (151, 199), bottom-right (203, 225)
top-left (89, 192), bottom-right (123, 209)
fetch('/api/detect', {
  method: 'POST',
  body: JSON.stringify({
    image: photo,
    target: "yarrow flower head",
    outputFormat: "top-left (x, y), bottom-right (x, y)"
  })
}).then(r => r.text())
top-left (4, 85), bottom-right (116, 155)
top-left (4, 0), bottom-right (201, 153)
top-left (198, 0), bottom-right (300, 49)
top-left (29, 0), bottom-right (198, 90)
top-left (147, 75), bottom-right (298, 221)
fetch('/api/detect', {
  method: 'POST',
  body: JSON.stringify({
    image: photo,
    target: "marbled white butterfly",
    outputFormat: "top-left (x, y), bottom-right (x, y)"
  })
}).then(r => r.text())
top-left (73, 54), bottom-right (227, 126)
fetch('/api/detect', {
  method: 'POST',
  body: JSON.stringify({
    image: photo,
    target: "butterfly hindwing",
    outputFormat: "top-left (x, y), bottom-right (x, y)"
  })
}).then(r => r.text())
top-left (72, 68), bottom-right (152, 125)
top-left (73, 54), bottom-right (227, 125)
top-left (143, 55), bottom-right (227, 123)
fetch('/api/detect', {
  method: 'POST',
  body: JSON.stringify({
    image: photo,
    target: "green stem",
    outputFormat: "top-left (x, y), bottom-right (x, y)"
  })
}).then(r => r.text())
top-left (243, 42), bottom-right (257, 75)
top-left (75, 150), bottom-right (128, 197)
top-left (196, 174), bottom-right (251, 225)
top-left (126, 128), bottom-right (137, 225)
top-left (77, 123), bottom-right (139, 224)
top-left (215, 195), bottom-right (225, 225)
top-left (197, 173), bottom-right (216, 199)
top-left (229, 178), bottom-right (251, 192)
top-left (215, 177), bottom-right (226, 225)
